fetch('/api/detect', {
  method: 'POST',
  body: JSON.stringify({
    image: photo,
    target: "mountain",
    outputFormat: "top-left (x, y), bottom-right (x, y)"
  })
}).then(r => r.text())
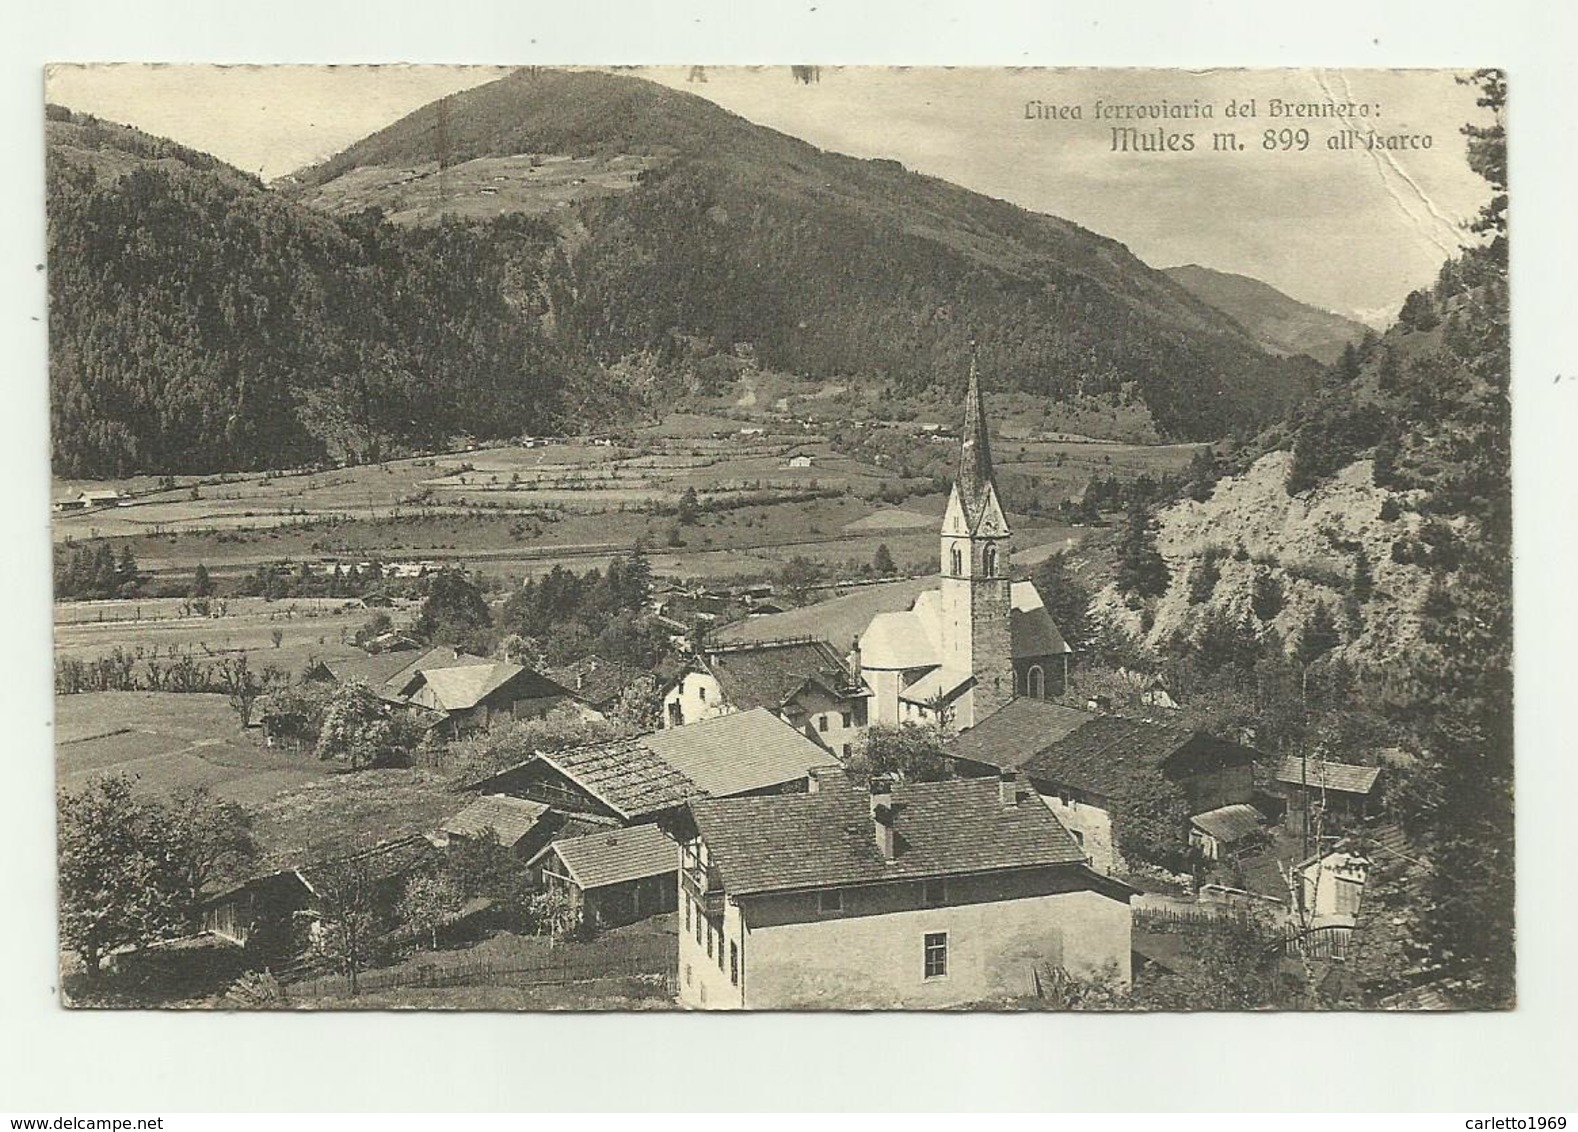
top-left (47, 71), bottom-right (1327, 476)
top-left (46, 105), bottom-right (594, 476)
top-left (286, 69), bottom-right (1322, 443)
top-left (1162, 264), bottom-right (1368, 366)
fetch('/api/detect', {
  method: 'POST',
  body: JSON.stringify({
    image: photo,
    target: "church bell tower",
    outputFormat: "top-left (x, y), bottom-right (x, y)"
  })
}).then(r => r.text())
top-left (938, 355), bottom-right (1014, 727)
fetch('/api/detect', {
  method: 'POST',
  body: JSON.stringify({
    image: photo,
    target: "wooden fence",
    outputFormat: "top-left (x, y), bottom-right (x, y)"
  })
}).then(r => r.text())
top-left (1284, 924), bottom-right (1353, 961)
top-left (282, 934), bottom-right (676, 1000)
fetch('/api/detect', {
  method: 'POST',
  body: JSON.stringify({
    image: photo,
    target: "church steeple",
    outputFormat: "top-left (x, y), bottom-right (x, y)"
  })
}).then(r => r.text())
top-left (937, 351), bottom-right (1015, 728)
top-left (942, 351), bottom-right (1010, 541)
top-left (957, 353), bottom-right (997, 528)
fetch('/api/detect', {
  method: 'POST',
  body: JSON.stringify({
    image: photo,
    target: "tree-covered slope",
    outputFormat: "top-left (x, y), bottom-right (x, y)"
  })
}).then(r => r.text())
top-left (47, 107), bottom-right (582, 476)
top-left (1163, 263), bottom-right (1368, 365)
top-left (290, 69), bottom-right (1323, 442)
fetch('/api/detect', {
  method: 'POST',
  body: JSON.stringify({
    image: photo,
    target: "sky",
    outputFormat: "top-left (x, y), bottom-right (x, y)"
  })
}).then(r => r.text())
top-left (44, 64), bottom-right (1496, 325)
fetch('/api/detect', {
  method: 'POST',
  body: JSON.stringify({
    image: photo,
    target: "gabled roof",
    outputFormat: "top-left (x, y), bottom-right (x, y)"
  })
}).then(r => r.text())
top-left (1018, 715), bottom-right (1202, 798)
top-left (317, 651), bottom-right (425, 689)
top-left (958, 712), bottom-right (1256, 801)
top-left (715, 575), bottom-right (940, 648)
top-left (704, 639), bottom-right (861, 713)
top-left (410, 662), bottom-right (530, 712)
top-left (898, 666), bottom-right (973, 706)
top-left (1274, 757), bottom-right (1382, 796)
top-left (536, 823), bottom-right (678, 890)
top-left (858, 582), bottom-right (1068, 671)
top-left (690, 773), bottom-right (1095, 897)
top-left (470, 709), bottom-right (830, 821)
top-left (640, 707), bottom-right (829, 798)
top-left (944, 698), bottom-right (1097, 769)
top-left (860, 607), bottom-right (943, 670)
top-left (547, 654), bottom-right (649, 709)
top-left (534, 739), bottom-right (699, 821)
top-left (1010, 582), bottom-right (1073, 658)
top-left (292, 834), bottom-right (438, 893)
top-left (1190, 803), bottom-right (1264, 844)
top-left (442, 795), bottom-right (551, 845)
top-left (385, 646), bottom-right (495, 695)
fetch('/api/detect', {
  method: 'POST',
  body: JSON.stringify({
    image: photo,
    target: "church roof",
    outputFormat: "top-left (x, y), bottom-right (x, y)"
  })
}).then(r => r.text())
top-left (858, 581), bottom-right (1068, 671)
top-left (898, 666), bottom-right (974, 706)
top-left (1010, 582), bottom-right (1074, 657)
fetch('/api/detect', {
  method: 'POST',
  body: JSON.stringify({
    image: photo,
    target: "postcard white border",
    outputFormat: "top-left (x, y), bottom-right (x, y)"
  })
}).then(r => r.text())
top-left (3, 0), bottom-right (1575, 1113)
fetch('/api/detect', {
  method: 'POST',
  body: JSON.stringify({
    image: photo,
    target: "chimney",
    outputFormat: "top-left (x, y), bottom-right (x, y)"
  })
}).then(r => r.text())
top-left (998, 768), bottom-right (1020, 807)
top-left (870, 776), bottom-right (896, 859)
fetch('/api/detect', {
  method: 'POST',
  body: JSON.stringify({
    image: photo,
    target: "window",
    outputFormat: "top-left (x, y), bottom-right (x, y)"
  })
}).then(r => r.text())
top-left (842, 744), bottom-right (851, 759)
top-left (685, 963), bottom-right (692, 988)
top-left (950, 545), bottom-right (963, 576)
top-left (706, 924), bottom-right (714, 958)
top-left (924, 932), bottom-right (948, 979)
top-left (818, 889), bottom-right (843, 914)
top-left (717, 934), bottom-right (726, 972)
top-left (923, 878), bottom-right (947, 906)
top-left (684, 895), bottom-right (691, 932)
top-left (842, 711), bottom-right (852, 728)
top-left (983, 545), bottom-right (997, 577)
top-left (730, 942), bottom-right (739, 986)
top-left (695, 910), bottom-right (703, 946)
top-left (818, 715), bottom-right (829, 733)
top-left (697, 685), bottom-right (707, 703)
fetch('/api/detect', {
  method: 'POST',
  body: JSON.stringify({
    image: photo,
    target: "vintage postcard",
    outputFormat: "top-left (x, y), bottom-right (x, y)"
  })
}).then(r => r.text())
top-left (44, 64), bottom-right (1510, 1012)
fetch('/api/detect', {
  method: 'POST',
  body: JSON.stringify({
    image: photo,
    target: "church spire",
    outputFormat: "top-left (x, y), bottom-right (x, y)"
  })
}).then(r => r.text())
top-left (956, 350), bottom-right (998, 529)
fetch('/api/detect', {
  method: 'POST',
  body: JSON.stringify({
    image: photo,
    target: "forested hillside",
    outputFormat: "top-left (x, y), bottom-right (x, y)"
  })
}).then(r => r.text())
top-left (1080, 71), bottom-right (1511, 1006)
top-left (289, 69), bottom-right (1322, 444)
top-left (48, 69), bottom-right (1324, 477)
top-left (1163, 264), bottom-right (1368, 365)
top-left (47, 109), bottom-right (588, 477)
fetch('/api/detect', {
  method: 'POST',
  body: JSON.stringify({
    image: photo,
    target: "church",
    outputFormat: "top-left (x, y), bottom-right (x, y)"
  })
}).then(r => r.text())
top-left (853, 361), bottom-right (1072, 732)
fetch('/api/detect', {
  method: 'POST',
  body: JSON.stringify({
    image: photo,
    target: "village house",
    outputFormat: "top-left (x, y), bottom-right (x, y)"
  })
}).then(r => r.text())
top-left (852, 361), bottom-right (1072, 731)
top-left (547, 653), bottom-right (650, 717)
top-left (661, 638), bottom-right (869, 757)
top-left (529, 823), bottom-right (679, 929)
top-left (675, 766), bottom-right (1134, 1009)
top-left (1273, 756), bottom-right (1382, 829)
top-left (1189, 803), bottom-right (1267, 862)
top-left (434, 793), bottom-right (609, 863)
top-left (468, 707), bottom-right (832, 828)
top-left (199, 835), bottom-right (436, 971)
top-left (943, 698), bottom-right (1260, 874)
top-left (304, 645), bottom-right (580, 737)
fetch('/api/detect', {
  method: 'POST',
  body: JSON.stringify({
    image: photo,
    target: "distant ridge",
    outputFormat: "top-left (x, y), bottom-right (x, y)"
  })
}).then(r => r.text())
top-left (1162, 263), bottom-right (1368, 366)
top-left (288, 69), bottom-right (1324, 444)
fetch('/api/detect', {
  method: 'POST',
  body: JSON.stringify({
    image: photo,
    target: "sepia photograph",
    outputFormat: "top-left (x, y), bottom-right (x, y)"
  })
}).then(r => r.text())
top-left (42, 63), bottom-right (1511, 1014)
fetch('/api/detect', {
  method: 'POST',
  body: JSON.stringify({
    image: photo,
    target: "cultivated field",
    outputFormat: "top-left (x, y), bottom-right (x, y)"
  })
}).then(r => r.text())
top-left (51, 410), bottom-right (1195, 593)
top-left (55, 692), bottom-right (330, 806)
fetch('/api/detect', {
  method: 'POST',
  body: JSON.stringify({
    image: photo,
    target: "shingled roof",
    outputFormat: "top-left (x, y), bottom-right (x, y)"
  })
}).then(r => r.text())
top-left (537, 823), bottom-right (678, 890)
top-left (704, 639), bottom-right (861, 713)
top-left (690, 773), bottom-right (1090, 897)
top-left (534, 739), bottom-right (699, 821)
top-left (1274, 757), bottom-right (1382, 796)
top-left (944, 698), bottom-right (1097, 770)
top-left (640, 707), bottom-right (830, 798)
top-left (1190, 803), bottom-right (1264, 844)
top-left (548, 654), bottom-right (649, 710)
top-left (1018, 715), bottom-right (1205, 798)
top-left (442, 795), bottom-right (551, 845)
